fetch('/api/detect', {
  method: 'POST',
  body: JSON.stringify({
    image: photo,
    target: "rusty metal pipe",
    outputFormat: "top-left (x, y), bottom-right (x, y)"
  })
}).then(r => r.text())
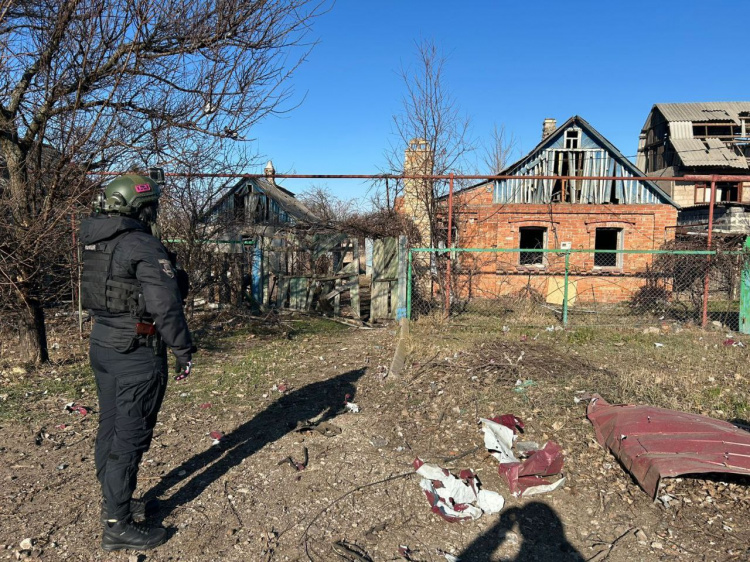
top-left (445, 173), bottom-right (454, 318)
top-left (88, 172), bottom-right (749, 183)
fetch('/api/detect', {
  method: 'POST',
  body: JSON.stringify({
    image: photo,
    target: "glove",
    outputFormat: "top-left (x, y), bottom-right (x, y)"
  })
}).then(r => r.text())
top-left (174, 359), bottom-right (192, 381)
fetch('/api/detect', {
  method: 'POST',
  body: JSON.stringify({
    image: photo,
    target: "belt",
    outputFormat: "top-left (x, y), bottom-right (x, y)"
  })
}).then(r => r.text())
top-left (92, 319), bottom-right (161, 353)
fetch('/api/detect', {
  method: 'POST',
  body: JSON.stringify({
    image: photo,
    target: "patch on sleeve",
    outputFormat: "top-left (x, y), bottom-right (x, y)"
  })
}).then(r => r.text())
top-left (158, 259), bottom-right (175, 278)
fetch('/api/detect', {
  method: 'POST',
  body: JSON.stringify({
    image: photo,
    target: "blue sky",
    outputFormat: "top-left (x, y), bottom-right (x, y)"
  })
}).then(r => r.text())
top-left (248, 0), bottom-right (750, 205)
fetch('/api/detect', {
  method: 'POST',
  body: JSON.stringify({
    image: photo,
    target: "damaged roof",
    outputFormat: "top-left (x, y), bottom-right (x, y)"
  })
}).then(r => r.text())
top-left (207, 174), bottom-right (320, 225)
top-left (587, 394), bottom-right (750, 498)
top-left (654, 102), bottom-right (750, 125)
top-left (671, 138), bottom-right (749, 169)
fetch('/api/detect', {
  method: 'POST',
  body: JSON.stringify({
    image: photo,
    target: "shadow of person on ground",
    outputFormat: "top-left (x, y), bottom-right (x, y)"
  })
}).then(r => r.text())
top-left (457, 501), bottom-right (584, 562)
top-left (145, 367), bottom-right (366, 523)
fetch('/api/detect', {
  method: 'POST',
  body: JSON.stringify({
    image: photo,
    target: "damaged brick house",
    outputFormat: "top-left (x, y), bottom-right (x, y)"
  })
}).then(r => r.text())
top-left (637, 102), bottom-right (750, 236)
top-left (401, 116), bottom-right (680, 304)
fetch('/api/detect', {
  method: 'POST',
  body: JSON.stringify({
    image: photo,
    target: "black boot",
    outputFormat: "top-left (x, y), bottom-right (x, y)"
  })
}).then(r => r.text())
top-left (101, 518), bottom-right (167, 551)
top-left (100, 497), bottom-right (160, 525)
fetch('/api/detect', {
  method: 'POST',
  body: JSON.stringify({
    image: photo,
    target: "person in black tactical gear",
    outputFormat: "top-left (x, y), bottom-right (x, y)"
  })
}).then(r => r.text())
top-left (79, 173), bottom-right (194, 551)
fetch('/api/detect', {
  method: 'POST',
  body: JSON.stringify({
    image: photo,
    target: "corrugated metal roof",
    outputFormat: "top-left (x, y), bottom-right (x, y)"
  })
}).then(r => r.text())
top-left (668, 121), bottom-right (693, 139)
top-left (671, 138), bottom-right (749, 169)
top-left (656, 102), bottom-right (750, 124)
top-left (254, 177), bottom-right (321, 223)
top-left (206, 176), bottom-right (321, 224)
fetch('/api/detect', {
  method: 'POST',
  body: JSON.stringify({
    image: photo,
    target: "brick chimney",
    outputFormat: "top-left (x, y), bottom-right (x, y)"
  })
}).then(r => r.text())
top-left (402, 139), bottom-right (433, 246)
top-left (542, 118), bottom-right (557, 141)
top-left (264, 160), bottom-right (276, 184)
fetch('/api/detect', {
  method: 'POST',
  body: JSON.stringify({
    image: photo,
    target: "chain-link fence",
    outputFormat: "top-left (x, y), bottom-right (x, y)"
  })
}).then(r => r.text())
top-left (408, 246), bottom-right (749, 330)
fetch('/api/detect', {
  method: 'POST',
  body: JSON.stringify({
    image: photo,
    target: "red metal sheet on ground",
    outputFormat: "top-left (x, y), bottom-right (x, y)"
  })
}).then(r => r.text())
top-left (586, 394), bottom-right (750, 498)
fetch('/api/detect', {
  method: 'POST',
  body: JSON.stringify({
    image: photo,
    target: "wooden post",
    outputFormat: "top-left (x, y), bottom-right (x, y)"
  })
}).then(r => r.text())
top-left (371, 239), bottom-right (385, 320)
top-left (277, 276), bottom-right (289, 308)
top-left (396, 235), bottom-right (408, 320)
top-left (252, 241), bottom-right (263, 304)
top-left (351, 239), bottom-right (360, 319)
top-left (262, 237), bottom-right (271, 307)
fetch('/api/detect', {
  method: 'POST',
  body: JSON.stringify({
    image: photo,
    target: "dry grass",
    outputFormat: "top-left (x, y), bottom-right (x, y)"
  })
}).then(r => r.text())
top-left (408, 315), bottom-right (750, 431)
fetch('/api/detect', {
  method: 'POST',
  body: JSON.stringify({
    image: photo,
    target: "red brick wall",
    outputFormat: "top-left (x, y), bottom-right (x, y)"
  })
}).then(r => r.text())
top-left (440, 186), bottom-right (679, 304)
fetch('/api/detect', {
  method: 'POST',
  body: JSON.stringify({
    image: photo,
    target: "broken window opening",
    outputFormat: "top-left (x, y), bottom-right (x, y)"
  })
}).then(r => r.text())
top-left (695, 182), bottom-right (741, 204)
top-left (565, 129), bottom-right (581, 149)
top-left (718, 182), bottom-right (740, 202)
top-left (551, 153), bottom-right (564, 201)
top-left (519, 227), bottom-right (547, 266)
top-left (608, 180), bottom-right (620, 204)
top-left (692, 123), bottom-right (737, 140)
top-left (233, 193), bottom-right (246, 223)
top-left (594, 228), bottom-right (622, 268)
top-left (741, 116), bottom-right (750, 138)
top-left (254, 194), bottom-right (269, 223)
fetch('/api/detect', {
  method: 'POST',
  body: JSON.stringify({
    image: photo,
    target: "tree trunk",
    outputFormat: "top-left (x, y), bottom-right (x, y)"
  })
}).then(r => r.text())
top-left (219, 255), bottom-right (231, 305)
top-left (18, 298), bottom-right (49, 364)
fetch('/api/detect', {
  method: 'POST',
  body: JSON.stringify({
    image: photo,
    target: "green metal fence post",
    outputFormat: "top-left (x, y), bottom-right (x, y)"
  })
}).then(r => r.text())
top-left (406, 250), bottom-right (413, 320)
top-left (740, 237), bottom-right (750, 334)
top-left (562, 250), bottom-right (570, 327)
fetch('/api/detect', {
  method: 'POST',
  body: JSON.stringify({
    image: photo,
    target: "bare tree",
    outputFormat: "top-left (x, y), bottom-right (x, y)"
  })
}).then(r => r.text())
top-left (482, 123), bottom-right (517, 175)
top-left (157, 141), bottom-right (260, 310)
top-left (0, 0), bottom-right (328, 363)
top-left (383, 39), bottom-right (474, 247)
top-left (298, 184), bottom-right (357, 224)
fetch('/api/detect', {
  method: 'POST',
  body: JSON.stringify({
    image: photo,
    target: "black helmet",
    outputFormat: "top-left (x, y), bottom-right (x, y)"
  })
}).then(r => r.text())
top-left (94, 174), bottom-right (161, 215)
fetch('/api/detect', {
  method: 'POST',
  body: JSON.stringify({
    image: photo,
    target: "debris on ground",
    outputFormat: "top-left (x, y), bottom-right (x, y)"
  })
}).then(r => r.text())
top-left (498, 441), bottom-right (565, 497)
top-left (414, 458), bottom-right (505, 522)
top-left (209, 430), bottom-right (224, 445)
top-left (723, 338), bottom-right (745, 347)
top-left (437, 550), bottom-right (460, 562)
top-left (480, 415), bottom-right (565, 497)
top-left (587, 393), bottom-right (750, 497)
top-left (331, 539), bottom-right (373, 561)
top-left (34, 428), bottom-right (48, 446)
top-left (64, 402), bottom-right (89, 416)
top-left (294, 419), bottom-right (342, 437)
top-left (277, 447), bottom-right (308, 472)
top-left (513, 379), bottom-right (536, 393)
top-left (369, 436), bottom-right (388, 448)
top-left (344, 393), bottom-right (360, 413)
top-left (480, 417), bottom-right (518, 464)
top-left (397, 545), bottom-right (414, 560)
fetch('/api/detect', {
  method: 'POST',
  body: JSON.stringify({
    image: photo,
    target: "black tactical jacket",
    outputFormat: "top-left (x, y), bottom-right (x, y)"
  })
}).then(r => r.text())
top-left (79, 215), bottom-right (193, 364)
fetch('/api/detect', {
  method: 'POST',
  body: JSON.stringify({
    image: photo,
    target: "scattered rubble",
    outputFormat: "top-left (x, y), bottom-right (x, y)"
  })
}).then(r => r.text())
top-left (414, 458), bottom-right (504, 522)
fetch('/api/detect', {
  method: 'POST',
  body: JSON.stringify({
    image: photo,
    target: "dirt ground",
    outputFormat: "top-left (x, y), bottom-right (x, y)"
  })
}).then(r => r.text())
top-left (0, 311), bottom-right (749, 561)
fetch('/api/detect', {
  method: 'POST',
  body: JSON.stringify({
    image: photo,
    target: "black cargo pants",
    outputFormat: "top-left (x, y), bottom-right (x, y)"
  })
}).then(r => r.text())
top-left (91, 341), bottom-right (167, 522)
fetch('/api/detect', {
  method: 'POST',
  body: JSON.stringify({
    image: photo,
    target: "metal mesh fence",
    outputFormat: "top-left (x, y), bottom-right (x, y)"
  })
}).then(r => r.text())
top-left (408, 247), bottom-right (748, 330)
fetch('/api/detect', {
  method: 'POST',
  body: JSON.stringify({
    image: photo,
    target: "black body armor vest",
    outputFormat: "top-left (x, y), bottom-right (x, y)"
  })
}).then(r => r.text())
top-left (81, 233), bottom-right (143, 316)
